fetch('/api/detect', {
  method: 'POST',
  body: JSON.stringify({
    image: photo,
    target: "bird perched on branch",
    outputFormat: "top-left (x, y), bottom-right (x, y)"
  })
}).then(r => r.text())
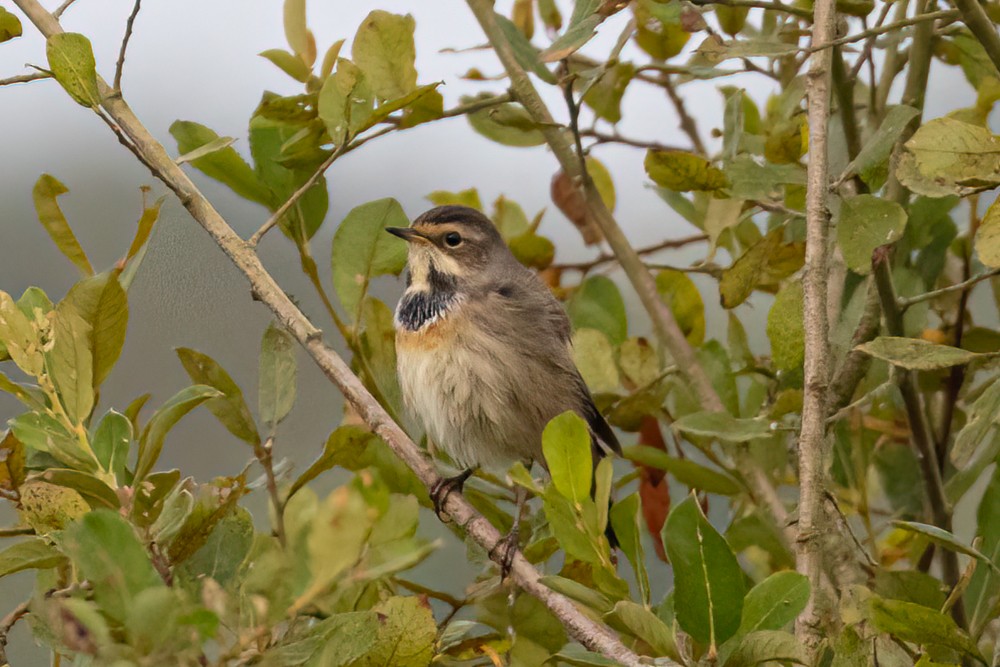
top-left (387, 205), bottom-right (620, 574)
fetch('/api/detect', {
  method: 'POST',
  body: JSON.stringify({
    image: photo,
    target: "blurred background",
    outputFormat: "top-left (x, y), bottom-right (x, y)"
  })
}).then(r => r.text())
top-left (0, 0), bottom-right (986, 662)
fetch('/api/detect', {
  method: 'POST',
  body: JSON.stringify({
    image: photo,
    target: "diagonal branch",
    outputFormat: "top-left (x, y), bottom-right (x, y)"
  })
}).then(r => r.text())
top-left (10, 1), bottom-right (649, 663)
top-left (114, 0), bottom-right (142, 91)
top-left (795, 0), bottom-right (836, 650)
top-left (465, 0), bottom-right (795, 545)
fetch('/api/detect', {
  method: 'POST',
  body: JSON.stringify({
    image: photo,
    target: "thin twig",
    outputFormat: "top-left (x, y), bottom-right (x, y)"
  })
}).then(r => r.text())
top-left (872, 246), bottom-right (965, 628)
top-left (662, 75), bottom-right (708, 156)
top-left (688, 0), bottom-right (814, 19)
top-left (820, 9), bottom-right (959, 53)
top-left (795, 0), bottom-right (836, 648)
top-left (0, 526), bottom-right (35, 537)
top-left (899, 267), bottom-right (1000, 308)
top-left (51, 0), bottom-right (77, 18)
top-left (552, 234), bottom-right (708, 272)
top-left (114, 0), bottom-right (142, 92)
top-left (0, 71), bottom-right (51, 87)
top-left (0, 599), bottom-right (31, 665)
top-left (849, 2), bottom-right (903, 81)
top-left (10, 2), bottom-right (650, 663)
top-left (580, 128), bottom-right (688, 153)
top-left (255, 437), bottom-right (286, 547)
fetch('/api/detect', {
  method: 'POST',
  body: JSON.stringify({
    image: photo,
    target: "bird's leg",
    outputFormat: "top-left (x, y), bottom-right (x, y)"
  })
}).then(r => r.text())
top-left (490, 484), bottom-right (528, 580)
top-left (430, 468), bottom-right (474, 521)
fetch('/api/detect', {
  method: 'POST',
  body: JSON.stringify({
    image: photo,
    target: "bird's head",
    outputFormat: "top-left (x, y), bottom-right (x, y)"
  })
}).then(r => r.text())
top-left (386, 205), bottom-right (509, 293)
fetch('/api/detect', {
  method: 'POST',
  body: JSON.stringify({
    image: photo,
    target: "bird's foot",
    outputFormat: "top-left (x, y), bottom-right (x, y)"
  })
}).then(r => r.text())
top-left (489, 527), bottom-right (520, 581)
top-left (430, 468), bottom-right (474, 521)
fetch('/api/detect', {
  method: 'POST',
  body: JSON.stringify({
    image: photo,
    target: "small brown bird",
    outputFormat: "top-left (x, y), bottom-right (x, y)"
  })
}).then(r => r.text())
top-left (387, 205), bottom-right (620, 571)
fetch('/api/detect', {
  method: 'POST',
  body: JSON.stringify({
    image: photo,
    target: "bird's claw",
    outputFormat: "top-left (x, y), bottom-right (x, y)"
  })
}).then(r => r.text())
top-left (430, 468), bottom-right (474, 521)
top-left (489, 527), bottom-right (520, 581)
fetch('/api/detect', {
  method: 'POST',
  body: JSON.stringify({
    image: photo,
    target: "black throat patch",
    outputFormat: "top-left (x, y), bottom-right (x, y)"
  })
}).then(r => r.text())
top-left (396, 266), bottom-right (460, 331)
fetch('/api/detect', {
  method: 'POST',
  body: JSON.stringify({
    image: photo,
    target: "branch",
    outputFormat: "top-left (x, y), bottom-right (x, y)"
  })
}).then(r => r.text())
top-left (255, 437), bottom-right (286, 547)
top-left (0, 71), bottom-right (50, 87)
top-left (51, 0), bottom-right (77, 18)
top-left (871, 246), bottom-right (964, 626)
top-left (827, 280), bottom-right (881, 416)
top-left (820, 9), bottom-right (959, 53)
top-left (688, 0), bottom-right (814, 19)
top-left (661, 75), bottom-right (708, 156)
top-left (465, 0), bottom-right (794, 545)
top-left (114, 0), bottom-right (142, 91)
top-left (0, 599), bottom-right (30, 666)
top-left (552, 234), bottom-right (708, 272)
top-left (10, 2), bottom-right (647, 663)
top-left (951, 0), bottom-right (1000, 75)
top-left (899, 267), bottom-right (1000, 308)
top-left (795, 0), bottom-right (836, 649)
top-left (580, 128), bottom-right (689, 153)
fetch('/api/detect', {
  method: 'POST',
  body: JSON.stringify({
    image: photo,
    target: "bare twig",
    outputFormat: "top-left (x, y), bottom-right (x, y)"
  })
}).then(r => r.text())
top-left (662, 75), bottom-right (708, 156)
top-left (0, 71), bottom-right (51, 87)
top-left (688, 0), bottom-right (814, 19)
top-left (10, 2), bottom-right (649, 663)
top-left (795, 0), bottom-right (836, 649)
top-left (827, 280), bottom-right (881, 416)
top-left (0, 599), bottom-right (31, 665)
top-left (823, 9), bottom-right (959, 53)
top-left (255, 437), bottom-right (286, 547)
top-left (849, 3), bottom-right (894, 81)
top-left (51, 0), bottom-right (78, 18)
top-left (114, 0), bottom-right (142, 91)
top-left (0, 526), bottom-right (35, 537)
top-left (872, 246), bottom-right (965, 627)
top-left (899, 267), bottom-right (1000, 308)
top-left (951, 0), bottom-right (1000, 74)
top-left (552, 234), bottom-right (708, 272)
top-left (580, 128), bottom-right (688, 153)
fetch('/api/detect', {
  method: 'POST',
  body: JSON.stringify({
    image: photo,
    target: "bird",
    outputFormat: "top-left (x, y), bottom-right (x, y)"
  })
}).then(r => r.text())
top-left (386, 205), bottom-right (620, 574)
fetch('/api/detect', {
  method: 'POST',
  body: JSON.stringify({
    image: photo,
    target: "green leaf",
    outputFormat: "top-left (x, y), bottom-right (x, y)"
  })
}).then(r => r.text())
top-left (259, 48), bottom-right (312, 82)
top-left (582, 62), bottom-right (635, 123)
top-left (363, 83), bottom-right (442, 131)
top-left (317, 59), bottom-right (374, 143)
top-left (665, 495), bottom-right (746, 646)
top-left (135, 385), bottom-right (222, 482)
top-left (572, 328), bottom-right (619, 393)
top-left (609, 493), bottom-right (650, 605)
top-left (11, 412), bottom-right (95, 472)
top-left (509, 231), bottom-right (556, 269)
top-left (46, 301), bottom-right (94, 425)
top-left (0, 291), bottom-right (43, 377)
top-left (656, 269), bottom-right (705, 345)
top-left (0, 7), bottom-right (22, 42)
top-left (170, 121), bottom-right (272, 207)
top-left (283, 0), bottom-right (314, 66)
top-left (856, 336), bottom-right (984, 370)
top-left (541, 12), bottom-right (605, 62)
top-left (837, 195), bottom-right (907, 274)
top-left (176, 506), bottom-right (253, 585)
top-left (493, 12), bottom-right (557, 84)
top-left (465, 94), bottom-right (547, 147)
top-left (32, 174), bottom-right (93, 276)
top-left (622, 445), bottom-right (741, 494)
top-left (62, 509), bottom-right (164, 624)
top-left (353, 11), bottom-right (417, 101)
top-left (259, 611), bottom-right (378, 667)
top-left (177, 348), bottom-right (260, 445)
top-left (358, 297), bottom-right (404, 418)
top-left (673, 411), bottom-right (773, 443)
top-left (604, 600), bottom-right (679, 659)
top-left (540, 575), bottom-right (614, 613)
top-left (720, 227), bottom-right (805, 308)
top-left (841, 105), bottom-right (920, 185)
top-left (352, 596), bottom-right (436, 667)
top-left (542, 411), bottom-right (593, 504)
top-left (975, 197), bottom-right (1000, 268)
top-left (39, 468), bottom-right (119, 509)
top-left (46, 33), bottom-right (100, 107)
top-left (568, 275), bottom-right (627, 345)
top-left (543, 486), bottom-right (604, 564)
top-left (126, 195), bottom-right (163, 263)
top-left (428, 188), bottom-right (482, 210)
top-left (868, 596), bottom-right (985, 661)
top-left (725, 155), bottom-right (806, 201)
top-left (331, 198), bottom-right (409, 316)
top-left (306, 486), bottom-right (374, 594)
top-left (898, 117), bottom-right (1000, 197)
top-left (966, 467), bottom-right (1000, 635)
top-left (767, 280), bottom-right (804, 370)
top-left (722, 630), bottom-right (808, 667)
top-left (91, 410), bottom-right (132, 481)
top-left (18, 480), bottom-right (88, 534)
top-left (892, 520), bottom-right (999, 572)
top-left (259, 323), bottom-right (297, 430)
top-left (0, 538), bottom-right (65, 579)
top-left (738, 571), bottom-right (810, 634)
top-left (62, 272), bottom-right (129, 387)
top-left (645, 150), bottom-right (728, 191)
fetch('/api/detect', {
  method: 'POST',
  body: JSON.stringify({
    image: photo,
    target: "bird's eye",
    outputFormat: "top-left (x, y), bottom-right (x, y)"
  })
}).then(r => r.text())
top-left (444, 232), bottom-right (462, 247)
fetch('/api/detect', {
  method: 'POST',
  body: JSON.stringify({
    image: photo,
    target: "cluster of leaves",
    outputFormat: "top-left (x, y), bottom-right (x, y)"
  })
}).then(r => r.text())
top-left (4, 0), bottom-right (1000, 665)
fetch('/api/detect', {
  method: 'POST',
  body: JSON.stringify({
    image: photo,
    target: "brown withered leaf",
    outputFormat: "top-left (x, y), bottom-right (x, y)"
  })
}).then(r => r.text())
top-left (636, 416), bottom-right (670, 562)
top-left (551, 170), bottom-right (602, 245)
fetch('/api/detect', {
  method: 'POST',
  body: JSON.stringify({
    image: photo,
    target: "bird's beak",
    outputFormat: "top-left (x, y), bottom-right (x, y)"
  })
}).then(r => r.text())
top-left (385, 227), bottom-right (429, 243)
